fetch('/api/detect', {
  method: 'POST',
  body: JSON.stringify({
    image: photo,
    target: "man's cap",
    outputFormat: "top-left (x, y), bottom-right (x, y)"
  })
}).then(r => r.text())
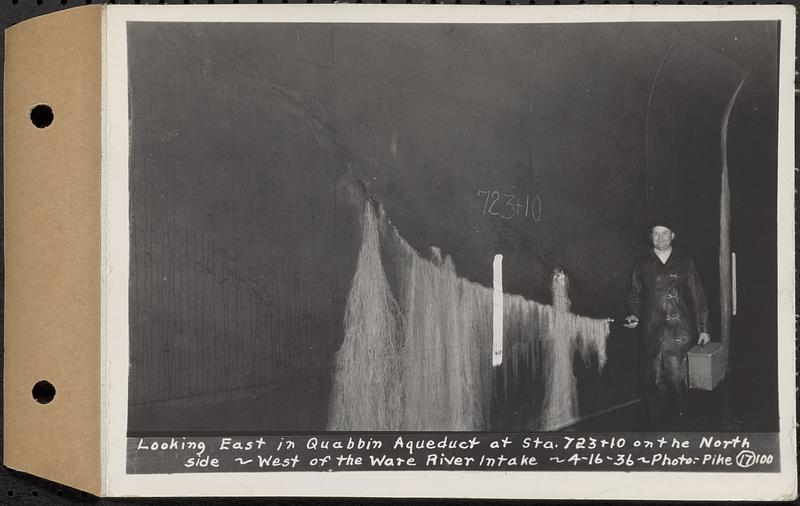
top-left (648, 218), bottom-right (675, 233)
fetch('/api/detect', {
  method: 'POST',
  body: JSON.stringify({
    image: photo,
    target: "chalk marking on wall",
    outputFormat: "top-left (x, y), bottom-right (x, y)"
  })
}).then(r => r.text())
top-left (492, 254), bottom-right (503, 367)
top-left (477, 189), bottom-right (542, 222)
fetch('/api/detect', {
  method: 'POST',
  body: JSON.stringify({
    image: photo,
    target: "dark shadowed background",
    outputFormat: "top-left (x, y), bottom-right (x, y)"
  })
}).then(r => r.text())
top-left (125, 21), bottom-right (779, 434)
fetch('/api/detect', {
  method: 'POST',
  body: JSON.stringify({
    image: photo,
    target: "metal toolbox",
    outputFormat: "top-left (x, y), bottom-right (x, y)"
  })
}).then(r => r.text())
top-left (688, 342), bottom-right (726, 391)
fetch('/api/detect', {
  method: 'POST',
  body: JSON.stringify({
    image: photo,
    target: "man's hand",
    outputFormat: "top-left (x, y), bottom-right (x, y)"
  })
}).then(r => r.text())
top-left (698, 332), bottom-right (711, 347)
top-left (623, 315), bottom-right (639, 329)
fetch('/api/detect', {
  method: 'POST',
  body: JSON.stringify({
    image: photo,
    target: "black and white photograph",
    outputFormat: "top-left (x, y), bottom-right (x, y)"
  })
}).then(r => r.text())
top-left (98, 4), bottom-right (795, 498)
top-left (126, 15), bottom-right (780, 433)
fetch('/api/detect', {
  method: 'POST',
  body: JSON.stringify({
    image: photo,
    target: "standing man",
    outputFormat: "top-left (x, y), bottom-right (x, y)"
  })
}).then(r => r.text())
top-left (624, 219), bottom-right (710, 428)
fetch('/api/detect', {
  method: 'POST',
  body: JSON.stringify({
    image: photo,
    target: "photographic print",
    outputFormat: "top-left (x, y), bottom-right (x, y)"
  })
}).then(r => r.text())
top-left (98, 5), bottom-right (795, 499)
top-left (126, 17), bottom-right (779, 433)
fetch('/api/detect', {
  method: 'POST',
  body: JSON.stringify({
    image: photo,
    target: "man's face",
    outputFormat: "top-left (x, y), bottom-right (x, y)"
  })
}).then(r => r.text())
top-left (651, 226), bottom-right (675, 251)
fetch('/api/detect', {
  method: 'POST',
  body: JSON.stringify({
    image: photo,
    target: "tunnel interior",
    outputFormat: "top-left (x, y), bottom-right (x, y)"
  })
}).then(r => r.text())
top-left (125, 21), bottom-right (779, 433)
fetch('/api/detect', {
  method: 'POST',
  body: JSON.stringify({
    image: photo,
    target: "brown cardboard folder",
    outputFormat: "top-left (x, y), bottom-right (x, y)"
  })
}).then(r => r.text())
top-left (3, 5), bottom-right (103, 496)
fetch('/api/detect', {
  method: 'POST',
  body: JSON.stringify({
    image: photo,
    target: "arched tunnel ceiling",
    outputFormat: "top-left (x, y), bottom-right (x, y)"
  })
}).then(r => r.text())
top-left (520, 21), bottom-right (772, 128)
top-left (670, 21), bottom-right (777, 71)
top-left (325, 21), bottom-right (775, 127)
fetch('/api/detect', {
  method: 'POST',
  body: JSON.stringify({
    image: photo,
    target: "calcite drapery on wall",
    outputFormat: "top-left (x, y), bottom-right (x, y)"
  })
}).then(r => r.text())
top-left (328, 201), bottom-right (609, 431)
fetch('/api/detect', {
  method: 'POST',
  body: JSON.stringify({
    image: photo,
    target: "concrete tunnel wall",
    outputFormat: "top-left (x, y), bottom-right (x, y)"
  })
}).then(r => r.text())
top-left (125, 21), bottom-right (779, 432)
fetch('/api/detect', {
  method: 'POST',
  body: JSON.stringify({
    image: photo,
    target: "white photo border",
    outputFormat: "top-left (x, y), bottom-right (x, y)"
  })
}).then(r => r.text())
top-left (103, 4), bottom-right (797, 499)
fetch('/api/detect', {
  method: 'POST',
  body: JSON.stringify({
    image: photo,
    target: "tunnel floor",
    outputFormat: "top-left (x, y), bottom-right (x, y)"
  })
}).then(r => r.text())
top-left (128, 358), bottom-right (777, 435)
top-left (567, 359), bottom-right (779, 432)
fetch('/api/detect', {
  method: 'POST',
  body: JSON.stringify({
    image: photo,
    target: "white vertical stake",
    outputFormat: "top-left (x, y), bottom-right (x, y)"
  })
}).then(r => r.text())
top-left (732, 252), bottom-right (737, 316)
top-left (492, 254), bottom-right (503, 367)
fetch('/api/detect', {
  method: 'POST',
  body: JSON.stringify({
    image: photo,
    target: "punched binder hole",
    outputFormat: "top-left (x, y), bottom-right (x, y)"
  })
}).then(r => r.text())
top-left (29, 104), bottom-right (54, 129)
top-left (32, 380), bottom-right (56, 404)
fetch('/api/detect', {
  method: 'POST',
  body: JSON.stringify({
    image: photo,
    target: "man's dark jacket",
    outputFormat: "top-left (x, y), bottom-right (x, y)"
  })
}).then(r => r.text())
top-left (628, 248), bottom-right (709, 393)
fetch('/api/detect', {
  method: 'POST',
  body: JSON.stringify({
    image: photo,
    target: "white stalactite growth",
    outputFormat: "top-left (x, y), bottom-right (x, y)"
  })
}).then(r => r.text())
top-left (327, 200), bottom-right (403, 431)
top-left (328, 200), bottom-right (610, 431)
top-left (540, 269), bottom-right (609, 431)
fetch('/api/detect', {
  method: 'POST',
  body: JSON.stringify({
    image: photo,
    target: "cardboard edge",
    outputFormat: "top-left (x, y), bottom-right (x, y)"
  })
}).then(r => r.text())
top-left (3, 4), bottom-right (104, 496)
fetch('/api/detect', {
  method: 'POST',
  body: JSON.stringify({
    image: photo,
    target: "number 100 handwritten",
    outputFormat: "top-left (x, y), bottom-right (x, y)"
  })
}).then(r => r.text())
top-left (477, 190), bottom-right (542, 222)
